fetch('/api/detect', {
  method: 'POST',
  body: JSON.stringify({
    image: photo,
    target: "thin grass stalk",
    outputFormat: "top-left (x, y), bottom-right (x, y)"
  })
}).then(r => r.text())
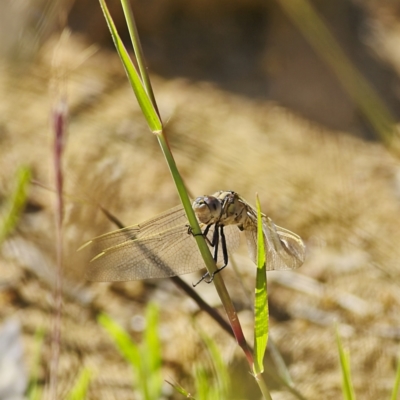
top-left (27, 328), bottom-right (45, 400)
top-left (98, 0), bottom-right (161, 131)
top-left (253, 194), bottom-right (269, 376)
top-left (390, 356), bottom-right (400, 400)
top-left (120, 0), bottom-right (159, 116)
top-left (336, 326), bottom-right (356, 400)
top-left (0, 166), bottom-right (30, 244)
top-left (277, 0), bottom-right (398, 149)
top-left (99, 1), bottom-right (272, 396)
top-left (97, 205), bottom-right (235, 337)
top-left (66, 367), bottom-right (92, 400)
top-left (47, 98), bottom-right (67, 400)
top-left (156, 132), bottom-right (254, 363)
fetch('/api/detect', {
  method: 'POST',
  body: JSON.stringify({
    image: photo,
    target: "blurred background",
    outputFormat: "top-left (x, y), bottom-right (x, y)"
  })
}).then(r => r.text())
top-left (1, 0), bottom-right (400, 399)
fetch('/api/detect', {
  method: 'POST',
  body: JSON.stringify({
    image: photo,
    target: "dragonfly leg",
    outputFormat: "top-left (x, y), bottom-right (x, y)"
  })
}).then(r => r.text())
top-left (192, 225), bottom-right (221, 287)
top-left (193, 225), bottom-right (230, 285)
top-left (203, 224), bottom-right (215, 247)
top-left (212, 225), bottom-right (220, 260)
top-left (187, 224), bottom-right (215, 247)
top-left (193, 270), bottom-right (210, 287)
top-left (204, 225), bottom-right (229, 283)
top-left (220, 225), bottom-right (229, 266)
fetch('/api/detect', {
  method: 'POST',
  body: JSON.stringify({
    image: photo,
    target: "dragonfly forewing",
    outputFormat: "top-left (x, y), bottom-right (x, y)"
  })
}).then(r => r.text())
top-left (87, 205), bottom-right (188, 251)
top-left (84, 206), bottom-right (241, 281)
top-left (87, 224), bottom-right (205, 281)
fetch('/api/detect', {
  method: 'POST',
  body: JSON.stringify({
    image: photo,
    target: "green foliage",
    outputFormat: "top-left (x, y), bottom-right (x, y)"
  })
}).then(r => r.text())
top-left (0, 166), bottom-right (31, 244)
top-left (198, 330), bottom-right (230, 399)
top-left (166, 379), bottom-right (196, 399)
top-left (99, 0), bottom-right (219, 287)
top-left (98, 303), bottom-right (162, 400)
top-left (26, 327), bottom-right (45, 400)
top-left (98, 0), bottom-right (161, 132)
top-left (277, 0), bottom-right (396, 146)
top-left (66, 367), bottom-right (93, 400)
top-left (26, 328), bottom-right (92, 400)
top-left (253, 194), bottom-right (269, 375)
top-left (336, 327), bottom-right (356, 400)
top-left (167, 329), bottom-right (231, 400)
top-left (390, 356), bottom-right (400, 400)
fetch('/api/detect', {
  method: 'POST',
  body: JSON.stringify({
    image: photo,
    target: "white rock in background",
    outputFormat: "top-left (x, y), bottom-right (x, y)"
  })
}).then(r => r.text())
top-left (0, 320), bottom-right (27, 400)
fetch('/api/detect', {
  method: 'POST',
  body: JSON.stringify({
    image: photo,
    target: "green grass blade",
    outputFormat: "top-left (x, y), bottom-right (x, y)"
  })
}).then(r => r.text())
top-left (194, 366), bottom-right (207, 400)
top-left (27, 327), bottom-right (45, 400)
top-left (165, 380), bottom-right (196, 399)
top-left (336, 326), bottom-right (356, 400)
top-left (120, 0), bottom-right (158, 113)
top-left (101, 2), bottom-right (259, 395)
top-left (144, 303), bottom-right (161, 372)
top-left (253, 194), bottom-right (269, 375)
top-left (98, 0), bottom-right (162, 132)
top-left (143, 303), bottom-right (162, 399)
top-left (66, 367), bottom-right (92, 400)
top-left (98, 313), bottom-right (141, 368)
top-left (268, 339), bottom-right (294, 386)
top-left (98, 309), bottom-right (163, 400)
top-left (277, 0), bottom-right (397, 147)
top-left (195, 365), bottom-right (216, 400)
top-left (198, 329), bottom-right (230, 398)
top-left (390, 356), bottom-right (400, 400)
top-left (0, 166), bottom-right (31, 244)
top-left (101, 4), bottom-right (252, 378)
top-left (156, 134), bottom-right (220, 282)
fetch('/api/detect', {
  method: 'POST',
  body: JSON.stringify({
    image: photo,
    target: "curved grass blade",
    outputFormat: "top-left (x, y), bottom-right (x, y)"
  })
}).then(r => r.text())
top-left (66, 367), bottom-right (92, 400)
top-left (336, 326), bottom-right (356, 400)
top-left (277, 0), bottom-right (397, 148)
top-left (390, 356), bottom-right (400, 400)
top-left (120, 0), bottom-right (158, 114)
top-left (253, 194), bottom-right (269, 376)
top-left (0, 166), bottom-right (31, 244)
top-left (98, 0), bottom-right (162, 133)
top-left (198, 328), bottom-right (230, 398)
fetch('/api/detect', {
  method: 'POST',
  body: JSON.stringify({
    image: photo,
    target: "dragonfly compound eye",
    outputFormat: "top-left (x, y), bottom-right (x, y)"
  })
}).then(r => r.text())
top-left (192, 196), bottom-right (222, 224)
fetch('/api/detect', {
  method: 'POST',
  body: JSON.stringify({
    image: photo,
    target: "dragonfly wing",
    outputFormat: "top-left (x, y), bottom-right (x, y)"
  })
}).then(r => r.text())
top-left (84, 204), bottom-right (242, 281)
top-left (244, 219), bottom-right (305, 271)
top-left (81, 205), bottom-right (188, 251)
top-left (275, 225), bottom-right (305, 267)
top-left (263, 218), bottom-right (305, 270)
top-left (86, 224), bottom-right (206, 281)
top-left (244, 229), bottom-right (258, 265)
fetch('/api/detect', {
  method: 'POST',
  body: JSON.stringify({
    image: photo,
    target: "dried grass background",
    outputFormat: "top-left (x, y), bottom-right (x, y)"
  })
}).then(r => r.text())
top-left (1, 1), bottom-right (400, 399)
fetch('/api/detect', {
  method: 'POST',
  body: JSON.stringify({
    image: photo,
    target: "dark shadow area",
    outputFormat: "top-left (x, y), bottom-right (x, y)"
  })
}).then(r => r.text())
top-left (67, 0), bottom-right (400, 139)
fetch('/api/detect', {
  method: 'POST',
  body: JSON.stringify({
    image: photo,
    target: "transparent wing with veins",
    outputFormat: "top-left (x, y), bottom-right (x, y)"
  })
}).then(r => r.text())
top-left (242, 204), bottom-right (305, 271)
top-left (82, 205), bottom-right (240, 281)
top-left (245, 217), bottom-right (305, 271)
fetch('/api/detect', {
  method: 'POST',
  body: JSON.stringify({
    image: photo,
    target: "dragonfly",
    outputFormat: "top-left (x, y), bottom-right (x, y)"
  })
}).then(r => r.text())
top-left (81, 191), bottom-right (305, 284)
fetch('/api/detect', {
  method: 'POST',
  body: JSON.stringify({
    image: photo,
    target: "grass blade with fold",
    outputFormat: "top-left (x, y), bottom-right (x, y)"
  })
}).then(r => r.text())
top-left (390, 356), bottom-right (400, 400)
top-left (0, 166), bottom-right (31, 244)
top-left (336, 326), bottom-right (356, 400)
top-left (253, 194), bottom-right (269, 376)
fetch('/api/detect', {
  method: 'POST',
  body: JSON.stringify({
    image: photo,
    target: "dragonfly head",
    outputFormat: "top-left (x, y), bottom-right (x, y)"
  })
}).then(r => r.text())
top-left (192, 196), bottom-right (222, 224)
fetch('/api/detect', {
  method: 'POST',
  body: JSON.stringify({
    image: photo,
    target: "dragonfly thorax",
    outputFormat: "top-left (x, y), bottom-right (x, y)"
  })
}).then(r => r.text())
top-left (215, 191), bottom-right (248, 227)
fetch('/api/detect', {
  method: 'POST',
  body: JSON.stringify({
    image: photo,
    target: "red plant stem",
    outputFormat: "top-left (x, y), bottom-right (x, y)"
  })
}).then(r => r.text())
top-left (48, 98), bottom-right (67, 400)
